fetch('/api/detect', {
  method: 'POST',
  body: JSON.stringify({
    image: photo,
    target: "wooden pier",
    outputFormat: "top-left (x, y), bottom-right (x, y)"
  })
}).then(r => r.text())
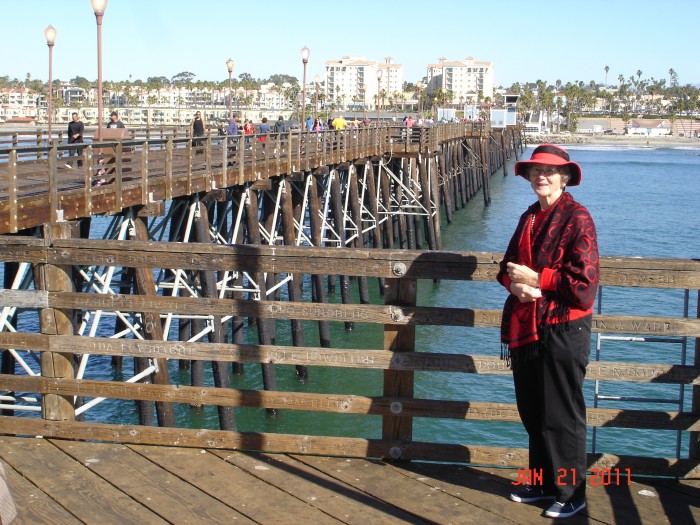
top-left (1, 124), bottom-right (699, 523)
top-left (2, 435), bottom-right (699, 524)
top-left (0, 123), bottom-right (513, 235)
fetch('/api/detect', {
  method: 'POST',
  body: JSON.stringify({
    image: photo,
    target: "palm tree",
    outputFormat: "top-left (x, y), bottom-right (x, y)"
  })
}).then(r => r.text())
top-left (668, 68), bottom-right (678, 89)
top-left (540, 87), bottom-right (555, 131)
top-left (380, 89), bottom-right (387, 111)
top-left (604, 66), bottom-right (609, 88)
top-left (589, 80), bottom-right (597, 111)
top-left (283, 85), bottom-right (300, 113)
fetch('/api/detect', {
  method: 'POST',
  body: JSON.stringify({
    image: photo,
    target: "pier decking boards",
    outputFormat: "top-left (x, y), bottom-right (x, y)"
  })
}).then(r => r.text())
top-left (2, 436), bottom-right (698, 524)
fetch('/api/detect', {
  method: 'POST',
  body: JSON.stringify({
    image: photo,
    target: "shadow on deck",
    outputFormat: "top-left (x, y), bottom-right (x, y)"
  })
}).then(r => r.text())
top-left (2, 436), bottom-right (698, 524)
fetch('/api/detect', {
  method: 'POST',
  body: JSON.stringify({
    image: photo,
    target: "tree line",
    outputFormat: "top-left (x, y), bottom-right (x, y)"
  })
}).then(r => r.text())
top-left (2, 68), bottom-right (698, 129)
top-left (502, 68), bottom-right (699, 130)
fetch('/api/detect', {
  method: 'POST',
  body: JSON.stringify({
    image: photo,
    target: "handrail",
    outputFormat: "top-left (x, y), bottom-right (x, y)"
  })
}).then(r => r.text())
top-left (0, 239), bottom-right (698, 477)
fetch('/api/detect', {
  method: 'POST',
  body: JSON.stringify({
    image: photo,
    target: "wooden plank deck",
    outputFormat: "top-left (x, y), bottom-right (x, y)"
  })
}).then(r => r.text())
top-left (0, 436), bottom-right (697, 524)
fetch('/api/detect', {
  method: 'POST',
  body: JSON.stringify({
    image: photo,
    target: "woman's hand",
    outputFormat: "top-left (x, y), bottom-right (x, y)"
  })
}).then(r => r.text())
top-left (506, 262), bottom-right (540, 288)
top-left (509, 282), bottom-right (542, 303)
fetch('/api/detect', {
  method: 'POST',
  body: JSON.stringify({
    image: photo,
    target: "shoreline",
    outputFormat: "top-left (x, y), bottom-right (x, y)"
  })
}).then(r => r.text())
top-left (525, 133), bottom-right (700, 149)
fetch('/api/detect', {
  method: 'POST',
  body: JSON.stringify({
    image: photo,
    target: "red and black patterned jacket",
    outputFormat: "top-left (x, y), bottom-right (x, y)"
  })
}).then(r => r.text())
top-left (498, 191), bottom-right (600, 341)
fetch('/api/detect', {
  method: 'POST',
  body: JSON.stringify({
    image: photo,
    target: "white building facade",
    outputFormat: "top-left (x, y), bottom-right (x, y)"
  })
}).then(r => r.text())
top-left (324, 56), bottom-right (404, 111)
top-left (0, 88), bottom-right (39, 121)
top-left (426, 57), bottom-right (494, 104)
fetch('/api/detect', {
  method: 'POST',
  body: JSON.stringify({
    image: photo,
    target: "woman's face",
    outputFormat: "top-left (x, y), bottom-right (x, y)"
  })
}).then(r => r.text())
top-left (528, 164), bottom-right (565, 202)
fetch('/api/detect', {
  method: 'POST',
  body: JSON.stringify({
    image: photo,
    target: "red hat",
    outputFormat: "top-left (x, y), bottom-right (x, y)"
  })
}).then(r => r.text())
top-left (514, 144), bottom-right (582, 186)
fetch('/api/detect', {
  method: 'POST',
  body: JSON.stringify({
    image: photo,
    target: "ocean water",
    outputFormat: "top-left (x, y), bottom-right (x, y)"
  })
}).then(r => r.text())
top-left (412, 143), bottom-right (700, 459)
top-left (4, 142), bottom-right (700, 462)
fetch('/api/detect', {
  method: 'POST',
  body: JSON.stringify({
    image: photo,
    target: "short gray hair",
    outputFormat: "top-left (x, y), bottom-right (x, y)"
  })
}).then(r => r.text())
top-left (559, 166), bottom-right (571, 185)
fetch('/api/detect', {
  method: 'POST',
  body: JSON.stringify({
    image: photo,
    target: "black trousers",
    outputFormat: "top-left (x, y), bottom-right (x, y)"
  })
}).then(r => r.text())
top-left (512, 315), bottom-right (591, 503)
top-left (69, 141), bottom-right (84, 166)
top-left (193, 135), bottom-right (205, 155)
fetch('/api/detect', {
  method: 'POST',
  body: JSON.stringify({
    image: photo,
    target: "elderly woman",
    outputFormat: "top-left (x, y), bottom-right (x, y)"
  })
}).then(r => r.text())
top-left (497, 144), bottom-right (599, 519)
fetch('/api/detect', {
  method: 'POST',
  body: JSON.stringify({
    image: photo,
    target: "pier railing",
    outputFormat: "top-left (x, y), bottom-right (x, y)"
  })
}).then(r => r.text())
top-left (1, 237), bottom-right (698, 478)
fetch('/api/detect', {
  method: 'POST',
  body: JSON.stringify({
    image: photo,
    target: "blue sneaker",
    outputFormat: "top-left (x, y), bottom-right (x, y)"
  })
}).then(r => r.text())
top-left (510, 485), bottom-right (556, 503)
top-left (544, 500), bottom-right (586, 518)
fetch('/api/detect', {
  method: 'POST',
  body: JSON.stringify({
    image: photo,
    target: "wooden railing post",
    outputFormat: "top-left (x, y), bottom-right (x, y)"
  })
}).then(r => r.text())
top-left (140, 141), bottom-right (149, 203)
top-left (49, 143), bottom-right (58, 223)
top-left (193, 200), bottom-right (236, 430)
top-left (205, 134), bottom-right (212, 179)
top-left (165, 137), bottom-right (173, 202)
top-left (8, 150), bottom-right (17, 233)
top-left (114, 142), bottom-right (123, 212)
top-left (238, 136), bottom-right (245, 185)
top-left (382, 275), bottom-right (416, 452)
top-left (130, 215), bottom-right (175, 428)
top-left (690, 290), bottom-right (700, 460)
top-left (36, 222), bottom-right (75, 421)
top-left (479, 135), bottom-right (491, 206)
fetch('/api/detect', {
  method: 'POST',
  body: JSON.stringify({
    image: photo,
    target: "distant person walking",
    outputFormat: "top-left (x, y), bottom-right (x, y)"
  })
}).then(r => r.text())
top-left (227, 114), bottom-right (240, 136)
top-left (189, 111), bottom-right (206, 155)
top-left (258, 117), bottom-right (270, 145)
top-left (106, 111), bottom-right (125, 129)
top-left (274, 116), bottom-right (288, 147)
top-left (332, 115), bottom-right (347, 130)
top-left (243, 118), bottom-right (254, 148)
top-left (274, 115), bottom-right (286, 134)
top-left (66, 112), bottom-right (84, 168)
top-left (226, 114), bottom-right (240, 157)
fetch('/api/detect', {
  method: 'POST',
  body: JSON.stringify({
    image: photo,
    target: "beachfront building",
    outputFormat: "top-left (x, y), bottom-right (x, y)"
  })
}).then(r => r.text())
top-left (323, 56), bottom-right (404, 111)
top-left (0, 88), bottom-right (39, 122)
top-left (426, 57), bottom-right (494, 105)
top-left (254, 82), bottom-right (292, 111)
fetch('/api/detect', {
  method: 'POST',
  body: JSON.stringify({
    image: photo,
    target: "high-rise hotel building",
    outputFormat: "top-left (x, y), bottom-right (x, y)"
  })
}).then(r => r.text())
top-left (323, 56), bottom-right (404, 110)
top-left (426, 57), bottom-right (494, 104)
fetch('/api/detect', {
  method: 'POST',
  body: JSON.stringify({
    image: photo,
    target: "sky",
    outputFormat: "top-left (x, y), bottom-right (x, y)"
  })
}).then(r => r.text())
top-left (2, 0), bottom-right (698, 89)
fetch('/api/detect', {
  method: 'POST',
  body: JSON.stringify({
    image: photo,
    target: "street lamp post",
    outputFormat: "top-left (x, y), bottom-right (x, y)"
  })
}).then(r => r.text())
top-left (91, 0), bottom-right (108, 142)
top-left (300, 46), bottom-right (310, 130)
top-left (226, 58), bottom-right (234, 121)
top-left (376, 69), bottom-right (383, 125)
top-left (44, 25), bottom-right (56, 144)
top-left (313, 74), bottom-right (320, 115)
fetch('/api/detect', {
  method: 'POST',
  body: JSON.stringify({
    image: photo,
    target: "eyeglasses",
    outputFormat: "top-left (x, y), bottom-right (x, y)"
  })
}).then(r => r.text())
top-left (528, 166), bottom-right (560, 177)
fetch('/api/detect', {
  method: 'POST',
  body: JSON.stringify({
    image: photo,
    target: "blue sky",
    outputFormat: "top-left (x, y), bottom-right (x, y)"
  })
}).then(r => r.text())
top-left (3, 0), bottom-right (698, 88)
